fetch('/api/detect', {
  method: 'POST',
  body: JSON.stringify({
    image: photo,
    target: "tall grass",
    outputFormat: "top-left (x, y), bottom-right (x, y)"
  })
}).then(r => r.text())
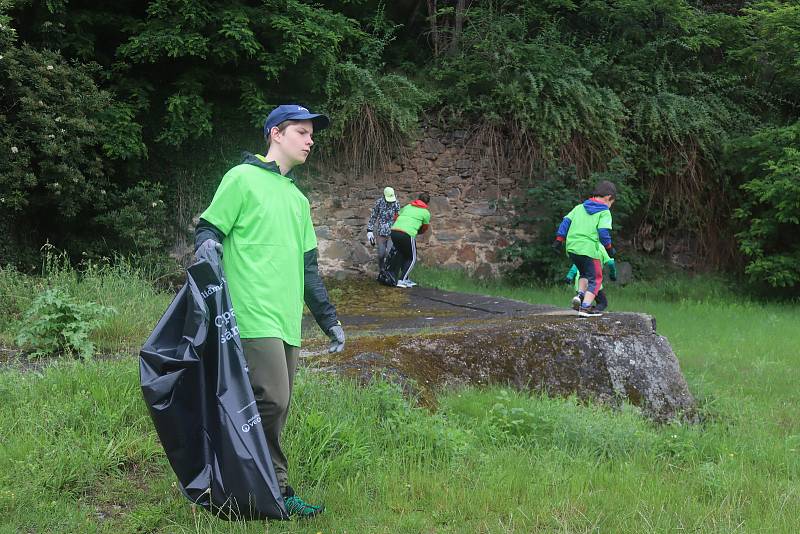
top-left (0, 263), bottom-right (798, 532)
top-left (0, 250), bottom-right (174, 354)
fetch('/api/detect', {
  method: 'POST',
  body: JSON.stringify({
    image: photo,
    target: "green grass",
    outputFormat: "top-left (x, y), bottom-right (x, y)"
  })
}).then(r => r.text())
top-left (1, 264), bottom-right (799, 532)
top-left (0, 254), bottom-right (174, 354)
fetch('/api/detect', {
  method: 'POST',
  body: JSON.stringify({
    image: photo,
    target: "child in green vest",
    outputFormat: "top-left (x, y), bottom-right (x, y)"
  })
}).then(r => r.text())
top-left (552, 180), bottom-right (617, 317)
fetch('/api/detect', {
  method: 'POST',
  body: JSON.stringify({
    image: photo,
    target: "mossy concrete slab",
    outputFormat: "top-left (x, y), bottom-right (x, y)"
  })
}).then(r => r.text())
top-left (303, 279), bottom-right (695, 422)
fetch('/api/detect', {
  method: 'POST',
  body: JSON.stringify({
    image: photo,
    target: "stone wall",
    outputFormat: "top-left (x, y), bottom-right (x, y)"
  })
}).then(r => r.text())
top-left (309, 125), bottom-right (527, 278)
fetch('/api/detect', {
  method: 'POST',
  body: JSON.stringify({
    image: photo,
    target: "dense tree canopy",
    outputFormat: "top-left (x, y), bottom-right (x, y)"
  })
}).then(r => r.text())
top-left (1, 0), bottom-right (798, 293)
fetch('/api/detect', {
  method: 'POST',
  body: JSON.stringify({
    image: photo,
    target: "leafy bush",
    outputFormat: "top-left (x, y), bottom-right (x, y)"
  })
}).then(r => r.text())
top-left (0, 9), bottom-right (163, 266)
top-left (433, 9), bottom-right (625, 168)
top-left (727, 122), bottom-right (800, 293)
top-left (15, 288), bottom-right (116, 359)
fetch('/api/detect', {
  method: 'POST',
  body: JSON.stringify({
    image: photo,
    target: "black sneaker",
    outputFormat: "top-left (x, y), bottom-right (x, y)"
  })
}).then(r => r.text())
top-left (578, 304), bottom-right (602, 317)
top-left (283, 486), bottom-right (324, 518)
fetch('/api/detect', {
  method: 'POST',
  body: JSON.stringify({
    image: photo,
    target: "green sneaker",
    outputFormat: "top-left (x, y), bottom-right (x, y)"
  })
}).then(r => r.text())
top-left (283, 486), bottom-right (324, 518)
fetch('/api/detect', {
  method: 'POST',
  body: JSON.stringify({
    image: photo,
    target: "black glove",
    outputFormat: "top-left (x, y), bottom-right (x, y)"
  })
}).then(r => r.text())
top-left (606, 246), bottom-right (617, 258)
top-left (565, 275), bottom-right (575, 285)
top-left (551, 239), bottom-right (563, 253)
top-left (195, 239), bottom-right (223, 262)
top-left (327, 322), bottom-right (345, 353)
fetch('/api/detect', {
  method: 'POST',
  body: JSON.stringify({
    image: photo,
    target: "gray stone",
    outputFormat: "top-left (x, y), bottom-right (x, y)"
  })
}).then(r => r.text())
top-left (455, 159), bottom-right (472, 170)
top-left (482, 185), bottom-right (500, 199)
top-left (314, 287), bottom-right (696, 422)
top-left (333, 209), bottom-right (357, 219)
top-left (614, 261), bottom-right (633, 285)
top-left (429, 196), bottom-right (451, 213)
top-left (410, 158), bottom-right (431, 170)
top-left (433, 231), bottom-right (460, 242)
top-left (315, 226), bottom-right (333, 240)
top-left (324, 241), bottom-right (351, 261)
top-left (421, 138), bottom-right (445, 154)
top-left (350, 243), bottom-right (372, 264)
top-left (445, 175), bottom-right (462, 185)
top-left (465, 202), bottom-right (496, 216)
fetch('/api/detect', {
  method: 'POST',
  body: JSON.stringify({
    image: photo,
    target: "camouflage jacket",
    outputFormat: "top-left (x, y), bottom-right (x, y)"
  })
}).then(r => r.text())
top-left (367, 198), bottom-right (400, 237)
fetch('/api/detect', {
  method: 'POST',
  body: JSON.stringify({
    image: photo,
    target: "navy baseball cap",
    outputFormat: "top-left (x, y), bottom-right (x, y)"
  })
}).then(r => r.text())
top-left (263, 104), bottom-right (330, 136)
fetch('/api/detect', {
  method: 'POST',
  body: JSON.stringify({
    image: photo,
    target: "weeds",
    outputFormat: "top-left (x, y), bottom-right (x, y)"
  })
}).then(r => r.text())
top-left (15, 288), bottom-right (116, 358)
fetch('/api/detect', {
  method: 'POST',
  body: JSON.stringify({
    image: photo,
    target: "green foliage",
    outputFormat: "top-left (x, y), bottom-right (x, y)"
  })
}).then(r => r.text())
top-left (0, 10), bottom-right (165, 266)
top-left (0, 41), bottom-right (109, 216)
top-left (433, 10), bottom-right (625, 162)
top-left (323, 63), bottom-right (431, 175)
top-left (728, 122), bottom-right (800, 292)
top-left (93, 181), bottom-right (171, 253)
top-left (15, 287), bottom-right (116, 359)
top-left (3, 0), bottom-right (427, 267)
top-left (3, 0), bottom-right (800, 293)
top-left (428, 1), bottom-right (759, 273)
top-left (735, 1), bottom-right (800, 109)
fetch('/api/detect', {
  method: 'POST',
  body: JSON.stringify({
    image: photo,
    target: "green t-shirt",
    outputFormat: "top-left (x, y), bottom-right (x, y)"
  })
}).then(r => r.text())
top-left (391, 202), bottom-right (431, 238)
top-left (564, 203), bottom-right (612, 259)
top-left (200, 159), bottom-right (317, 346)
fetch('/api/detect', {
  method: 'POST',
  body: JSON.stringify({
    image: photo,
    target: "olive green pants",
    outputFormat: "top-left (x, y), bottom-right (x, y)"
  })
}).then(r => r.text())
top-left (241, 337), bottom-right (299, 495)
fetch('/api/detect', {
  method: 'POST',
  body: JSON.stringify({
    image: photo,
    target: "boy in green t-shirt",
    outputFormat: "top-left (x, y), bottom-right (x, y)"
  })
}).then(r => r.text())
top-left (194, 104), bottom-right (343, 518)
top-left (552, 180), bottom-right (617, 317)
top-left (388, 192), bottom-right (431, 288)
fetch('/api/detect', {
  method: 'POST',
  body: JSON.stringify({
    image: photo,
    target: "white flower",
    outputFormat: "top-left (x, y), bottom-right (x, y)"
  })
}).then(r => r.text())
top-left (47, 65), bottom-right (53, 70)
top-left (11, 146), bottom-right (18, 154)
top-left (100, 189), bottom-right (106, 195)
top-left (47, 134), bottom-right (55, 139)
top-left (55, 117), bottom-right (61, 122)
top-left (0, 55), bottom-right (4, 60)
top-left (151, 202), bottom-right (158, 208)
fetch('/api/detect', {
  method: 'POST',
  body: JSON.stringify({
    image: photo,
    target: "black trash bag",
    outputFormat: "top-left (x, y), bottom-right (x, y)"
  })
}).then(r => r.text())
top-left (377, 247), bottom-right (398, 287)
top-left (139, 251), bottom-right (287, 520)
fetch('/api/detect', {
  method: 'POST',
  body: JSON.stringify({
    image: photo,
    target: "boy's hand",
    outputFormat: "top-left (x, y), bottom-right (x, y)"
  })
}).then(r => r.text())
top-left (565, 275), bottom-right (575, 284)
top-left (367, 231), bottom-right (376, 246)
top-left (327, 322), bottom-right (345, 353)
top-left (608, 259), bottom-right (618, 281)
top-left (551, 240), bottom-right (562, 253)
top-left (195, 239), bottom-right (223, 262)
top-left (606, 246), bottom-right (617, 258)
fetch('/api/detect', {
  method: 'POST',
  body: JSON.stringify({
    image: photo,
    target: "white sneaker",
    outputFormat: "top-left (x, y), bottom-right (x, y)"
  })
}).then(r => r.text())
top-left (404, 280), bottom-right (417, 287)
top-left (396, 280), bottom-right (409, 288)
